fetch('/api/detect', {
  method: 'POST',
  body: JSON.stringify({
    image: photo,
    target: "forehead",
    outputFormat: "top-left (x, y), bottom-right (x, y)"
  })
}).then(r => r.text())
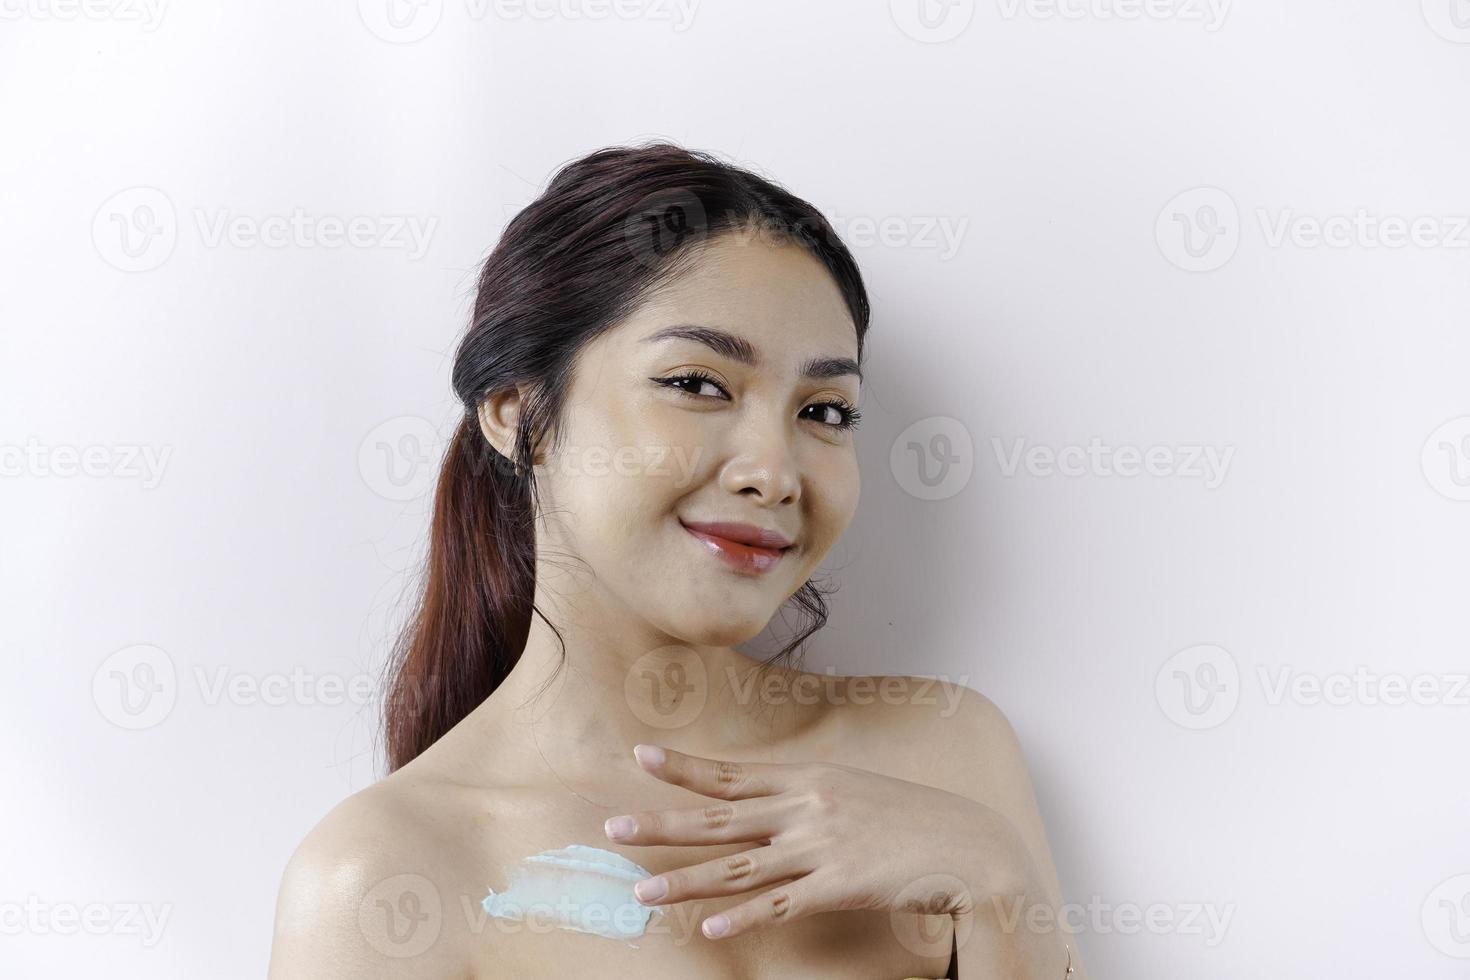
top-left (620, 234), bottom-right (859, 363)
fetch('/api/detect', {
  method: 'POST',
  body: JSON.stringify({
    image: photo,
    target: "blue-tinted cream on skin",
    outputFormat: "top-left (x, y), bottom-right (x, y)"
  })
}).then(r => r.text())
top-left (482, 844), bottom-right (667, 942)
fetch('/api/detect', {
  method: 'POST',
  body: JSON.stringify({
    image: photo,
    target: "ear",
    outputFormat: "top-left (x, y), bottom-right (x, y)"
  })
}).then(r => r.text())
top-left (475, 386), bottom-right (523, 465)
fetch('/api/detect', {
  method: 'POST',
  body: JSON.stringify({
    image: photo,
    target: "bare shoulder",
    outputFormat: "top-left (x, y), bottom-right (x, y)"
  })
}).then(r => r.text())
top-left (267, 768), bottom-right (484, 979)
top-left (835, 673), bottom-right (1070, 910)
top-left (827, 674), bottom-right (1024, 793)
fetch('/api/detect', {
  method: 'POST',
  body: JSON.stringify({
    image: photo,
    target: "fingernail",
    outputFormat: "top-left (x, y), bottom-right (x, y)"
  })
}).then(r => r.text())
top-left (634, 744), bottom-right (666, 768)
top-left (604, 815), bottom-right (635, 839)
top-left (703, 914), bottom-right (729, 938)
top-left (634, 876), bottom-right (667, 902)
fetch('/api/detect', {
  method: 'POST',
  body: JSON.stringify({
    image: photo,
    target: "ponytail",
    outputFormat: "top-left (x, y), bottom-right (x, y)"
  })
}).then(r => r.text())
top-left (382, 415), bottom-right (535, 771)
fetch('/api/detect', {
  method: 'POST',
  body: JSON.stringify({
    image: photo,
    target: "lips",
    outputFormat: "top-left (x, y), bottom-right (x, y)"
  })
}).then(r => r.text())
top-left (680, 520), bottom-right (794, 574)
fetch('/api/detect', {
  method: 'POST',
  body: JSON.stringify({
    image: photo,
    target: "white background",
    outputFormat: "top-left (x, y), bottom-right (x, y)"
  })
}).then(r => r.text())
top-left (2, 1), bottom-right (1468, 977)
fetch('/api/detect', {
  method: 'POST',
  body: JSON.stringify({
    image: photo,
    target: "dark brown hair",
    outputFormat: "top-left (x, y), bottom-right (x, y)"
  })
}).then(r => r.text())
top-left (382, 141), bottom-right (871, 771)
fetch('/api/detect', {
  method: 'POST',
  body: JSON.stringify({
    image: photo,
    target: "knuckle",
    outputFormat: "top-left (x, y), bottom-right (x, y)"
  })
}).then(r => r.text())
top-left (767, 888), bottom-right (795, 921)
top-left (720, 852), bottom-right (757, 885)
top-left (701, 803), bottom-right (734, 831)
top-left (802, 786), bottom-right (840, 815)
top-left (901, 887), bottom-right (956, 917)
top-left (714, 760), bottom-right (742, 789)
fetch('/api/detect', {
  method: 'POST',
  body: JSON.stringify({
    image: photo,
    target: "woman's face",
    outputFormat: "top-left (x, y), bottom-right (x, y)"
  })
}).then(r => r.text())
top-left (516, 231), bottom-right (862, 647)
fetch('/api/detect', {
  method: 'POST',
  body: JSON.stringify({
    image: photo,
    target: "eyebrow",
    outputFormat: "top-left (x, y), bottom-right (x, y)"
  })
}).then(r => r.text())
top-left (642, 324), bottom-right (863, 384)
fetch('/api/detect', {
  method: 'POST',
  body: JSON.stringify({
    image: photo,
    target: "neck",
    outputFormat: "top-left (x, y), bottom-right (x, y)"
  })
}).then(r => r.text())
top-left (459, 591), bottom-right (812, 788)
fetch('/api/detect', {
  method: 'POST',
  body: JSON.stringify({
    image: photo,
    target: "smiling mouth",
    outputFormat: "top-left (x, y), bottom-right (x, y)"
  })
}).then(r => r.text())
top-left (679, 521), bottom-right (793, 575)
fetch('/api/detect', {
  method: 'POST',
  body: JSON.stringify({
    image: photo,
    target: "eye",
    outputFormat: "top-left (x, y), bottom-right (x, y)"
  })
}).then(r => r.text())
top-left (653, 372), bottom-right (862, 432)
top-left (653, 369), bottom-right (730, 400)
top-left (802, 400), bottom-right (863, 432)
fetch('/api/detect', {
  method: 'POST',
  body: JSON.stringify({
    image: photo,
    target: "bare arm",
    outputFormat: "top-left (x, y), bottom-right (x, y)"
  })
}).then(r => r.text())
top-left (919, 681), bottom-right (1089, 980)
top-left (268, 791), bottom-right (466, 980)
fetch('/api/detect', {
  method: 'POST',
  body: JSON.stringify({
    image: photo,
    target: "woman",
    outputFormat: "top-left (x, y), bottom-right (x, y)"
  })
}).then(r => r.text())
top-left (268, 142), bottom-right (1084, 979)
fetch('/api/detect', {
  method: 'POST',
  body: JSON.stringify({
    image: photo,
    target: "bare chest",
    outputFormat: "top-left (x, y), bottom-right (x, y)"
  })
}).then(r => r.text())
top-left (417, 689), bottom-right (961, 978)
top-left (437, 799), bottom-right (953, 979)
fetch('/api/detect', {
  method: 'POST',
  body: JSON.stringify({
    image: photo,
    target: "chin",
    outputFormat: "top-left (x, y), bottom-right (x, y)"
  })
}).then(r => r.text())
top-left (668, 608), bottom-right (772, 648)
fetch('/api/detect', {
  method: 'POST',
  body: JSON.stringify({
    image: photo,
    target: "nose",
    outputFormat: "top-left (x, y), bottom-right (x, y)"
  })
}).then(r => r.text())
top-left (718, 417), bottom-right (801, 506)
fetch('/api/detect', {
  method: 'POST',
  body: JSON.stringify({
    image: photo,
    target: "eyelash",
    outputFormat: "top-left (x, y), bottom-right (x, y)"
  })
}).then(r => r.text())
top-left (654, 370), bottom-right (863, 432)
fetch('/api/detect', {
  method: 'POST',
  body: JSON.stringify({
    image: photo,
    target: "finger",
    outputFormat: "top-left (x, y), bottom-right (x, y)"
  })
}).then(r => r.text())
top-left (604, 795), bottom-right (788, 846)
top-left (633, 744), bottom-right (798, 800)
top-left (631, 842), bottom-right (815, 908)
top-left (697, 871), bottom-right (834, 941)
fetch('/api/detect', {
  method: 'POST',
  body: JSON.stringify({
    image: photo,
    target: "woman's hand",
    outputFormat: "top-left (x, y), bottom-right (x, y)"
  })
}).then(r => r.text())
top-left (601, 743), bottom-right (1036, 942)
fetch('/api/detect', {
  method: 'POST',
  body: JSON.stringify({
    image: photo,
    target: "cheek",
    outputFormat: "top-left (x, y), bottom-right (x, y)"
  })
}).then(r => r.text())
top-left (542, 396), bottom-right (695, 538)
top-left (775, 452), bottom-right (857, 603)
top-left (801, 449), bottom-right (860, 551)
top-left (595, 393), bottom-right (715, 497)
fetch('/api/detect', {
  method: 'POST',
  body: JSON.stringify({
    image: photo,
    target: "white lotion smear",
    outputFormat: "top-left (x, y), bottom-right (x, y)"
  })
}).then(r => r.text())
top-left (482, 844), bottom-right (667, 942)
